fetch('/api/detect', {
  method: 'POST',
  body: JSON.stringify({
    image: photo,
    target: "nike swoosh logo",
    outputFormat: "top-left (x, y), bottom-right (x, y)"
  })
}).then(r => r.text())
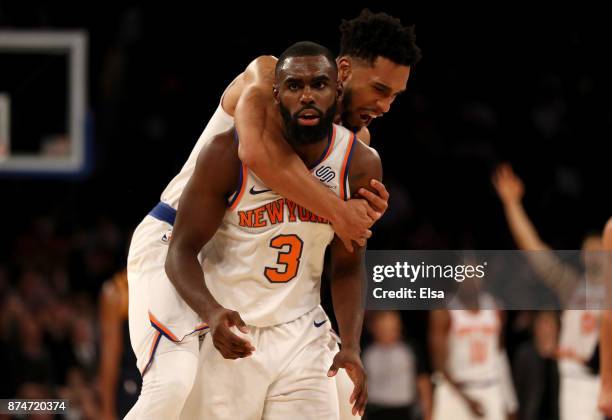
top-left (249, 186), bottom-right (272, 195)
top-left (313, 320), bottom-right (327, 328)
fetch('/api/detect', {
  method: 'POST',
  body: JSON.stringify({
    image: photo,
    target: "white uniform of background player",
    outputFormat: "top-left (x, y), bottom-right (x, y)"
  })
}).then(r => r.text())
top-left (558, 307), bottom-right (602, 420)
top-left (433, 295), bottom-right (509, 420)
top-left (126, 101), bottom-right (359, 419)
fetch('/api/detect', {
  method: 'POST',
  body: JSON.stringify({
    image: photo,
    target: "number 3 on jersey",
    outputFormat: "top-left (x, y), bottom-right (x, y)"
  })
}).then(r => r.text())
top-left (264, 234), bottom-right (303, 283)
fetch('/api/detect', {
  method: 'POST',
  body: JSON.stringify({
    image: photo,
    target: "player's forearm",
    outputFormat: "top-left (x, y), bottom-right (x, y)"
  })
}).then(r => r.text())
top-left (99, 382), bottom-right (117, 417)
top-left (98, 345), bottom-right (120, 415)
top-left (99, 372), bottom-right (118, 415)
top-left (235, 87), bottom-right (343, 222)
top-left (502, 200), bottom-right (547, 251)
top-left (503, 201), bottom-right (578, 300)
top-left (429, 327), bottom-right (447, 375)
top-left (438, 369), bottom-right (475, 404)
top-left (417, 375), bottom-right (433, 420)
top-left (253, 148), bottom-right (343, 221)
top-left (165, 248), bottom-right (222, 321)
top-left (98, 292), bottom-right (121, 416)
top-left (331, 265), bottom-right (365, 350)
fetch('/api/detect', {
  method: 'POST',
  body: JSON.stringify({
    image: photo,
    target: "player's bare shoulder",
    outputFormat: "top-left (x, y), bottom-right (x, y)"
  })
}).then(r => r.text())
top-left (173, 128), bottom-right (238, 216)
top-left (197, 128), bottom-right (237, 166)
top-left (192, 128), bottom-right (241, 194)
top-left (355, 126), bottom-right (371, 145)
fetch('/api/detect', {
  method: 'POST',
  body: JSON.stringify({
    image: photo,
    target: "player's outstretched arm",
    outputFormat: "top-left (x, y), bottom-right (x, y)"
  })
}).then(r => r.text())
top-left (492, 163), bottom-right (578, 302)
top-left (166, 129), bottom-right (254, 359)
top-left (492, 163), bottom-right (549, 251)
top-left (231, 56), bottom-right (386, 252)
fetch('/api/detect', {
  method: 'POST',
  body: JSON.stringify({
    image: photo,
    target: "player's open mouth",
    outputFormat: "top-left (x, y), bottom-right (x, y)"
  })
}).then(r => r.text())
top-left (297, 111), bottom-right (321, 126)
top-left (359, 112), bottom-right (381, 126)
top-left (360, 114), bottom-right (372, 126)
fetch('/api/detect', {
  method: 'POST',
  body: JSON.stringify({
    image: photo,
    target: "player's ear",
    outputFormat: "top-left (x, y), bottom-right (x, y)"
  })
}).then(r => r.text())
top-left (273, 84), bottom-right (280, 104)
top-left (337, 57), bottom-right (352, 82)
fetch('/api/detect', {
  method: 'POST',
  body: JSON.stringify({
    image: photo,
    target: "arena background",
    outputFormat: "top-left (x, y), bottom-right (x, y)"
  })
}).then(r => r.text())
top-left (1, 3), bottom-right (610, 418)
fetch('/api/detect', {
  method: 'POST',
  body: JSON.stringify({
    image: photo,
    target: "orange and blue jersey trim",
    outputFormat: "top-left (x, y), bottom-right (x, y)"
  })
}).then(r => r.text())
top-left (228, 162), bottom-right (247, 210)
top-left (339, 133), bottom-right (357, 200)
top-left (228, 129), bottom-right (248, 210)
top-left (141, 331), bottom-right (162, 376)
top-left (148, 311), bottom-right (180, 342)
top-left (142, 311), bottom-right (209, 376)
top-left (148, 311), bottom-right (209, 343)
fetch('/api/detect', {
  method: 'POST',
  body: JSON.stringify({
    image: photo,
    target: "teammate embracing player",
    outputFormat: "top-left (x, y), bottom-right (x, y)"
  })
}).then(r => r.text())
top-left (126, 10), bottom-right (421, 419)
top-left (168, 40), bottom-right (379, 419)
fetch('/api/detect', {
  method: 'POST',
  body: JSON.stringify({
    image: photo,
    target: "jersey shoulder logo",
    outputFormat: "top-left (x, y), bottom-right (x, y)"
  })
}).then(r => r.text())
top-left (315, 165), bottom-right (336, 183)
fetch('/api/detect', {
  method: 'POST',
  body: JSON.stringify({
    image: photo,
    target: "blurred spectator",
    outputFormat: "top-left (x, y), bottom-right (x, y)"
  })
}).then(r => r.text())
top-left (41, 298), bottom-right (77, 385)
top-left (72, 317), bottom-right (97, 375)
top-left (14, 313), bottom-right (54, 386)
top-left (57, 367), bottom-right (100, 420)
top-left (17, 382), bottom-right (54, 420)
top-left (513, 311), bottom-right (560, 420)
top-left (364, 311), bottom-right (432, 420)
top-left (98, 269), bottom-right (141, 420)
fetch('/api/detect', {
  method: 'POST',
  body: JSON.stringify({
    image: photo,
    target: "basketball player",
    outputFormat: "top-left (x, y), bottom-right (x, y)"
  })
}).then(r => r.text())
top-left (493, 163), bottom-right (605, 420)
top-left (165, 42), bottom-right (377, 418)
top-left (220, 8), bottom-right (420, 253)
top-left (126, 10), bottom-right (420, 419)
top-left (430, 278), bottom-right (515, 420)
top-left (598, 218), bottom-right (612, 416)
top-left (98, 269), bottom-right (141, 420)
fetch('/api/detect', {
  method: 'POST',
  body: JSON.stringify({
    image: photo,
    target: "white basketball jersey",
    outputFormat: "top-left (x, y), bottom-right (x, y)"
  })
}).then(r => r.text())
top-left (160, 102), bottom-right (234, 208)
top-left (447, 306), bottom-right (501, 383)
top-left (558, 309), bottom-right (600, 377)
top-left (201, 124), bottom-right (357, 327)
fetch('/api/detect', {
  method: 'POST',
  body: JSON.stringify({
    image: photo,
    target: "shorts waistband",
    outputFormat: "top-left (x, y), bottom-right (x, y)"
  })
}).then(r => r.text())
top-left (148, 202), bottom-right (176, 226)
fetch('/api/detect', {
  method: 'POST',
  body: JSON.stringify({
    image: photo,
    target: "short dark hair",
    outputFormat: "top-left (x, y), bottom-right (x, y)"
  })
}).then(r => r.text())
top-left (339, 9), bottom-right (422, 67)
top-left (275, 41), bottom-right (337, 78)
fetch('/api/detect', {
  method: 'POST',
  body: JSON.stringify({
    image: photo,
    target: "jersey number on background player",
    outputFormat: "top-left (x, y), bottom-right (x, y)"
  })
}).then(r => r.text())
top-left (470, 339), bottom-right (487, 364)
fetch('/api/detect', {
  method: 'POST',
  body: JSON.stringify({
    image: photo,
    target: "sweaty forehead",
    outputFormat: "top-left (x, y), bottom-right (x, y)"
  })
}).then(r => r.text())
top-left (277, 56), bottom-right (336, 81)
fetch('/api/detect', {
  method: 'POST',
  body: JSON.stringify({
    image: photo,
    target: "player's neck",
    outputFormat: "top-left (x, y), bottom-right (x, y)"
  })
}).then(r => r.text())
top-left (286, 131), bottom-right (332, 168)
top-left (333, 113), bottom-right (342, 125)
